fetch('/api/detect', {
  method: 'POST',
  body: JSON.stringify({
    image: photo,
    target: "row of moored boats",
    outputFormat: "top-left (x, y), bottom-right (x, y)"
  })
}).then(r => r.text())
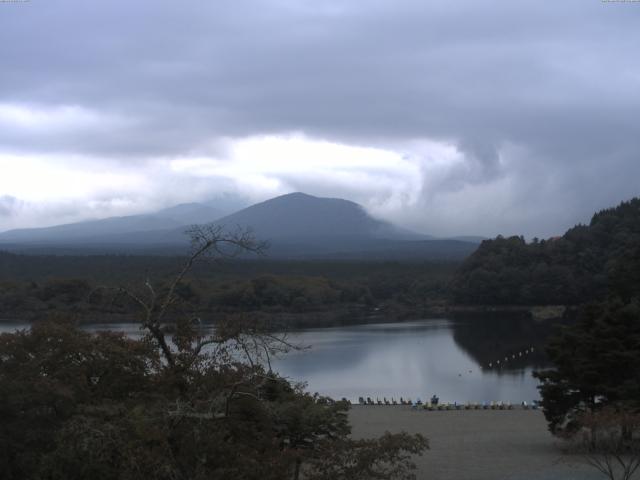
top-left (357, 397), bottom-right (541, 410)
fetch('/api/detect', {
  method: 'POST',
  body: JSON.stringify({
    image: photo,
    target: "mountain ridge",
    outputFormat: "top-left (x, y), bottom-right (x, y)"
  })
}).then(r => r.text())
top-left (0, 192), bottom-right (480, 260)
top-left (211, 192), bottom-right (426, 241)
top-left (0, 203), bottom-right (222, 243)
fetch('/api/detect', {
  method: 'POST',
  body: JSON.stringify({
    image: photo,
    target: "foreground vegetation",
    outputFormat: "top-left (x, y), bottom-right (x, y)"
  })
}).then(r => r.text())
top-left (0, 227), bottom-right (427, 480)
top-left (523, 201), bottom-right (640, 479)
top-left (535, 299), bottom-right (640, 432)
top-left (0, 319), bottom-right (428, 480)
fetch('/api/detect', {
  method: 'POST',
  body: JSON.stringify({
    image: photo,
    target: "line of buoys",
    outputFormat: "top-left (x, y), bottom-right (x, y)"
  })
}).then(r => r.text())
top-left (485, 346), bottom-right (536, 369)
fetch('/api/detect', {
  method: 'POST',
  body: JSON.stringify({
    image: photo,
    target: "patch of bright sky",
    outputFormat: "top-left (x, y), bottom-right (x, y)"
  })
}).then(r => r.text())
top-left (0, 103), bottom-right (119, 132)
top-left (0, 154), bottom-right (147, 203)
top-left (0, 132), bottom-right (473, 233)
top-left (169, 134), bottom-right (438, 206)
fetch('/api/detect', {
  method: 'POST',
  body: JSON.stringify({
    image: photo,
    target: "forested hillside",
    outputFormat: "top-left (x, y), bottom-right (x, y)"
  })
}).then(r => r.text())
top-left (451, 198), bottom-right (640, 305)
top-left (0, 254), bottom-right (456, 326)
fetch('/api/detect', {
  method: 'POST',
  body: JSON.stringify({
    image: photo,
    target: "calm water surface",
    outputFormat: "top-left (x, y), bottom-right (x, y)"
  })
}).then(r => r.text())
top-left (271, 319), bottom-right (547, 404)
top-left (1, 318), bottom-right (549, 404)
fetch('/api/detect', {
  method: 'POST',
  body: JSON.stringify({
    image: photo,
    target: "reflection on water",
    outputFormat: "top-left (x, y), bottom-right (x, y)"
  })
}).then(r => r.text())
top-left (0, 322), bottom-right (152, 339)
top-left (1, 317), bottom-right (554, 403)
top-left (0, 323), bottom-right (27, 335)
top-left (271, 319), bottom-right (551, 403)
top-left (451, 315), bottom-right (555, 372)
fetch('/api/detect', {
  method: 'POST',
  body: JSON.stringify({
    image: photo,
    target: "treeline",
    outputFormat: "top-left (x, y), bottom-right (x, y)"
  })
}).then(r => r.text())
top-left (0, 256), bottom-right (457, 324)
top-left (451, 198), bottom-right (640, 305)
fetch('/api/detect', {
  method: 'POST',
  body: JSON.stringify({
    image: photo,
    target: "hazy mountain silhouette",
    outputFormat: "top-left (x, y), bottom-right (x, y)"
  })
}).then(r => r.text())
top-left (154, 203), bottom-right (222, 226)
top-left (447, 236), bottom-right (486, 244)
top-left (0, 203), bottom-right (221, 243)
top-left (0, 193), bottom-right (479, 260)
top-left (214, 192), bottom-right (426, 241)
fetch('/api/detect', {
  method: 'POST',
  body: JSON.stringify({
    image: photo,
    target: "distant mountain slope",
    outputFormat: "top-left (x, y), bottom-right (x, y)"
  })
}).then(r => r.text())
top-left (0, 215), bottom-right (182, 243)
top-left (446, 236), bottom-right (486, 244)
top-left (154, 203), bottom-right (221, 225)
top-left (0, 203), bottom-right (221, 243)
top-left (213, 192), bottom-right (424, 240)
top-left (0, 192), bottom-right (480, 261)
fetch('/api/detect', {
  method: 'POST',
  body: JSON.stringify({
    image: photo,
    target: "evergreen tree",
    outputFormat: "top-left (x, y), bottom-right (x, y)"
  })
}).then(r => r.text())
top-left (534, 299), bottom-right (640, 434)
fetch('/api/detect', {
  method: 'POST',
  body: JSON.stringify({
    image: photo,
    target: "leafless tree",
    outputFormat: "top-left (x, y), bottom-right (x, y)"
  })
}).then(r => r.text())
top-left (566, 407), bottom-right (640, 480)
top-left (95, 225), bottom-right (285, 369)
top-left (96, 224), bottom-right (310, 421)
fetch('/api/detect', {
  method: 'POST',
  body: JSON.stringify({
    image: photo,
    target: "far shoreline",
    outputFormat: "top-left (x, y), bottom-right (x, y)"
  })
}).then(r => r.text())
top-left (0, 303), bottom-right (567, 328)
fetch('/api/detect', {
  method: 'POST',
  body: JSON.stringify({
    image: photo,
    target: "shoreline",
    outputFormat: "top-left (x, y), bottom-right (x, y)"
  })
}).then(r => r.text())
top-left (348, 406), bottom-right (597, 480)
top-left (0, 303), bottom-right (566, 328)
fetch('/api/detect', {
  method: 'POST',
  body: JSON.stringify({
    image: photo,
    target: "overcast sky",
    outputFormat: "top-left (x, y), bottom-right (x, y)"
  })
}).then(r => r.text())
top-left (1, 0), bottom-right (639, 237)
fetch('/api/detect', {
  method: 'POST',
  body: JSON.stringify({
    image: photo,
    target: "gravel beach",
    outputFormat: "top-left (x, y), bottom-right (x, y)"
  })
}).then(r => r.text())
top-left (348, 406), bottom-right (604, 480)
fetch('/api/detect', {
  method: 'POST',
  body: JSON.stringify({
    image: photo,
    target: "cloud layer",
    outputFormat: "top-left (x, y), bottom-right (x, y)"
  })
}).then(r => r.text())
top-left (1, 0), bottom-right (639, 236)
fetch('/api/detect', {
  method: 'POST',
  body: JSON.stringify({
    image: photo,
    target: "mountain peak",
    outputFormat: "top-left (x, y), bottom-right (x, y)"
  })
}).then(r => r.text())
top-left (278, 192), bottom-right (315, 199)
top-left (0, 192), bottom-right (479, 260)
top-left (215, 192), bottom-right (407, 240)
top-left (267, 192), bottom-right (355, 204)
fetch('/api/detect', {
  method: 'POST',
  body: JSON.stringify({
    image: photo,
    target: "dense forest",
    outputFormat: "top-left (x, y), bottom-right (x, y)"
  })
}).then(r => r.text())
top-left (0, 255), bottom-right (457, 327)
top-left (451, 198), bottom-right (640, 306)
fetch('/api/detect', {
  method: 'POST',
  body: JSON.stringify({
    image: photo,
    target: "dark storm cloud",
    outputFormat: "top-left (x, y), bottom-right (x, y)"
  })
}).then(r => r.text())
top-left (0, 0), bottom-right (639, 236)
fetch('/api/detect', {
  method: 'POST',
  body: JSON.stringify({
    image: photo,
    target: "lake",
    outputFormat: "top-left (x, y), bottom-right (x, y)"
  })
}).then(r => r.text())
top-left (0, 317), bottom-right (551, 404)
